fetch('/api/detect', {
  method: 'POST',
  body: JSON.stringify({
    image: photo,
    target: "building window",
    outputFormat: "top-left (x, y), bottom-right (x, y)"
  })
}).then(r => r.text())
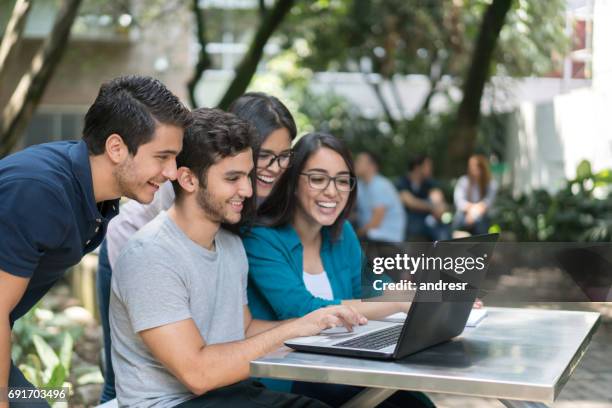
top-left (23, 110), bottom-right (85, 147)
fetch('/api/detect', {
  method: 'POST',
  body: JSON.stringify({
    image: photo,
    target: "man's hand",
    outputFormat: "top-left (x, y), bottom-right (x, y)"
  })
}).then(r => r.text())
top-left (432, 205), bottom-right (445, 220)
top-left (291, 305), bottom-right (367, 338)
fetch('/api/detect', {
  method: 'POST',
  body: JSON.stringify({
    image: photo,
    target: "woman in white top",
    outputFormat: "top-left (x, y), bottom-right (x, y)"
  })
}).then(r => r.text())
top-left (453, 154), bottom-right (498, 235)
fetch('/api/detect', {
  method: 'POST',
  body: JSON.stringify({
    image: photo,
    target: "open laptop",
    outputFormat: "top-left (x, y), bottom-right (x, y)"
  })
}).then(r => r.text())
top-left (285, 233), bottom-right (498, 360)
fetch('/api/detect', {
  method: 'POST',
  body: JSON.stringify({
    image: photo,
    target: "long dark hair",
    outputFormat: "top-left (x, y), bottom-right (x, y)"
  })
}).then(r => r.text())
top-left (228, 92), bottom-right (297, 143)
top-left (256, 132), bottom-right (357, 240)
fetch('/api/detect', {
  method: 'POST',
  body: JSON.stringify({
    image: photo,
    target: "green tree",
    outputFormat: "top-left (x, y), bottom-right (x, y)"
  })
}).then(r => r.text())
top-left (0, 0), bottom-right (83, 157)
top-left (189, 0), bottom-right (296, 109)
top-left (281, 0), bottom-right (568, 174)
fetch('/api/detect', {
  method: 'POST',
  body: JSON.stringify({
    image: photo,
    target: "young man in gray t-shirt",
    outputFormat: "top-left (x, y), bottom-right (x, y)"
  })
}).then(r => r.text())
top-left (110, 108), bottom-right (366, 408)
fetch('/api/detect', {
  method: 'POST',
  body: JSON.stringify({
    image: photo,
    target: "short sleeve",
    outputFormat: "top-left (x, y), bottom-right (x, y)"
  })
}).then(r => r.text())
top-left (112, 242), bottom-right (191, 332)
top-left (370, 179), bottom-right (397, 209)
top-left (395, 177), bottom-right (408, 192)
top-left (0, 180), bottom-right (68, 277)
top-left (241, 262), bottom-right (248, 306)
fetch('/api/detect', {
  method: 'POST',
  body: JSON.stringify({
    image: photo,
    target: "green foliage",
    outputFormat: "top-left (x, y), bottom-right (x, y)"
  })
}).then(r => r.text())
top-left (314, 105), bottom-right (454, 178)
top-left (254, 50), bottom-right (505, 179)
top-left (283, 0), bottom-right (568, 81)
top-left (19, 333), bottom-right (73, 404)
top-left (493, 160), bottom-right (612, 242)
top-left (12, 305), bottom-right (83, 364)
top-left (12, 304), bottom-right (82, 405)
top-left (495, 0), bottom-right (569, 77)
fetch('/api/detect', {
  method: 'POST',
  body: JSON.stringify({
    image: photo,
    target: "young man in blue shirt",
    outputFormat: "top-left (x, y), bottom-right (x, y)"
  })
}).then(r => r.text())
top-left (354, 151), bottom-right (406, 243)
top-left (0, 75), bottom-right (191, 407)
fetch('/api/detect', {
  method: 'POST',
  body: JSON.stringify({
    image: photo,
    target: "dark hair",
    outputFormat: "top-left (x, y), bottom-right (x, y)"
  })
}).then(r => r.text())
top-left (257, 132), bottom-right (357, 240)
top-left (228, 92), bottom-right (297, 143)
top-left (83, 75), bottom-right (192, 155)
top-left (358, 150), bottom-right (381, 169)
top-left (172, 108), bottom-right (258, 230)
top-left (408, 154), bottom-right (430, 172)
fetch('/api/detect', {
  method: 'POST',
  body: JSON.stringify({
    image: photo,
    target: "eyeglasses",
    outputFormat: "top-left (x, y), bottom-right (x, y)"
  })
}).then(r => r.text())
top-left (257, 150), bottom-right (293, 169)
top-left (300, 172), bottom-right (356, 192)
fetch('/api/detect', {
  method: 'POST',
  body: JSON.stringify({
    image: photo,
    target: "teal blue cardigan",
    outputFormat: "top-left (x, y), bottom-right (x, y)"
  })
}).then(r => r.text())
top-left (243, 220), bottom-right (363, 322)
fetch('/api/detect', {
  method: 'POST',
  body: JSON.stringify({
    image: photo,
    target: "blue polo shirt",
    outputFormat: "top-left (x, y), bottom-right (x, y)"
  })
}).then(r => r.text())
top-left (0, 140), bottom-right (119, 326)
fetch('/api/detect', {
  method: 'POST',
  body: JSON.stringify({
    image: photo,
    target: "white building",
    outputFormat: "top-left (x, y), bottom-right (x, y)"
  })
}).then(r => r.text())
top-left (505, 0), bottom-right (611, 193)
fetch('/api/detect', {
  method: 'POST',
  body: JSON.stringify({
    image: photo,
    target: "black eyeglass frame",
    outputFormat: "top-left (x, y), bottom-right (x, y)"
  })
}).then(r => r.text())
top-left (257, 150), bottom-right (294, 169)
top-left (299, 172), bottom-right (356, 192)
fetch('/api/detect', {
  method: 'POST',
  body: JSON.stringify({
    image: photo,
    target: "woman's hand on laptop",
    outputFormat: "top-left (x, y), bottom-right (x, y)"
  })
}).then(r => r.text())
top-left (293, 305), bottom-right (368, 337)
top-left (473, 298), bottom-right (483, 309)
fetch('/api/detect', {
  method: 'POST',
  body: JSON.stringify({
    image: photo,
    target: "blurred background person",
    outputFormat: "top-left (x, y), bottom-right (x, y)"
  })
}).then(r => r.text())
top-left (397, 154), bottom-right (451, 241)
top-left (354, 151), bottom-right (405, 243)
top-left (452, 154), bottom-right (498, 235)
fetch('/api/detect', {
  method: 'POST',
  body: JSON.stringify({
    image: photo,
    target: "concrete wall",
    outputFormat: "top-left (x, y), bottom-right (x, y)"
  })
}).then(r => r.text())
top-left (504, 0), bottom-right (611, 193)
top-left (505, 88), bottom-right (611, 193)
top-left (0, 4), bottom-right (193, 111)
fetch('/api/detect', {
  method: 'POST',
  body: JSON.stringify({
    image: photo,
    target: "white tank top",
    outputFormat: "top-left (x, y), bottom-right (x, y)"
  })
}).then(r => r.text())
top-left (302, 270), bottom-right (334, 300)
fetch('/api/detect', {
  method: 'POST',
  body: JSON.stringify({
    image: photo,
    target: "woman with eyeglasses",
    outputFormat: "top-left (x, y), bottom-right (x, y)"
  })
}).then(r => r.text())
top-left (96, 92), bottom-right (297, 404)
top-left (242, 132), bottom-right (434, 407)
top-left (229, 92), bottom-right (295, 203)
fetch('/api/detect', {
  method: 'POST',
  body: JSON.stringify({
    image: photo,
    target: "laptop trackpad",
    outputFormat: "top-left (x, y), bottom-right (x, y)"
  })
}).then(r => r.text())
top-left (288, 320), bottom-right (396, 345)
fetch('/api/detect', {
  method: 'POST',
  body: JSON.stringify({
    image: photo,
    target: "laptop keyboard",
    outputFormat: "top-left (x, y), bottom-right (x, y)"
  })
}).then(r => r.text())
top-left (334, 325), bottom-right (403, 350)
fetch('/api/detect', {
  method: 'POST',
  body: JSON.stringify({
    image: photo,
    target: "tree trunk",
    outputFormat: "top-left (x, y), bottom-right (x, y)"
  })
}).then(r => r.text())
top-left (390, 76), bottom-right (407, 120)
top-left (448, 0), bottom-right (513, 174)
top-left (0, 0), bottom-right (82, 157)
top-left (186, 0), bottom-right (212, 108)
top-left (0, 0), bottom-right (32, 88)
top-left (216, 0), bottom-right (295, 110)
top-left (363, 73), bottom-right (397, 132)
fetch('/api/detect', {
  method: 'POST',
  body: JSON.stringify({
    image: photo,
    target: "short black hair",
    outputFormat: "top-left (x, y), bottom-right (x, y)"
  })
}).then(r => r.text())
top-left (82, 75), bottom-right (192, 155)
top-left (228, 92), bottom-right (297, 142)
top-left (358, 150), bottom-right (381, 169)
top-left (256, 132), bottom-right (357, 240)
top-left (408, 154), bottom-right (430, 172)
top-left (172, 108), bottom-right (258, 228)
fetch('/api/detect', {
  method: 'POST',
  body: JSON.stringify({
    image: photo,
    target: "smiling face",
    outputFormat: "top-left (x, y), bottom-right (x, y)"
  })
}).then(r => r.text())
top-left (295, 147), bottom-right (352, 228)
top-left (114, 123), bottom-right (183, 204)
top-left (196, 148), bottom-right (254, 225)
top-left (255, 127), bottom-right (292, 199)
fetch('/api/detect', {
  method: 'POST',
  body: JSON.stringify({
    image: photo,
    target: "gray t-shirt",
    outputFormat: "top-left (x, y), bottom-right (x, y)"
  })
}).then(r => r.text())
top-left (110, 211), bottom-right (248, 408)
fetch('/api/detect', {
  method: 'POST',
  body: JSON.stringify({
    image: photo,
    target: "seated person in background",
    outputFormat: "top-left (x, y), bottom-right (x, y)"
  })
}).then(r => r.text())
top-left (354, 151), bottom-right (405, 243)
top-left (453, 154), bottom-right (498, 235)
top-left (96, 92), bottom-right (297, 403)
top-left (397, 154), bottom-right (451, 241)
top-left (243, 133), bottom-right (434, 407)
top-left (110, 109), bottom-right (364, 408)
